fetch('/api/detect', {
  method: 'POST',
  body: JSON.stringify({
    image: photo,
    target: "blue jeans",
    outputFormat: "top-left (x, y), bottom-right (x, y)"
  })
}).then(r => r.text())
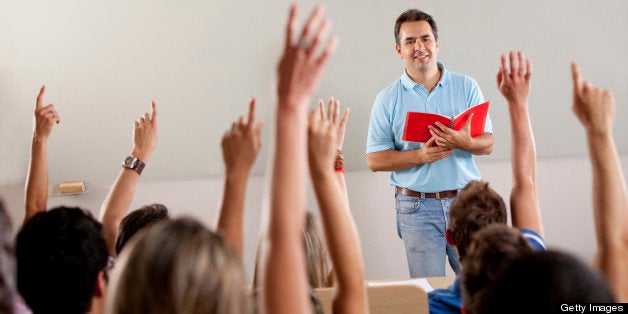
top-left (395, 194), bottom-right (461, 278)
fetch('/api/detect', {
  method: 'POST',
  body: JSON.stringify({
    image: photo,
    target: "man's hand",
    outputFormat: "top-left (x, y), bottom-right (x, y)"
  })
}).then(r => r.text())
top-left (417, 137), bottom-right (453, 163)
top-left (221, 98), bottom-right (264, 176)
top-left (429, 118), bottom-right (473, 150)
top-left (497, 51), bottom-right (531, 106)
top-left (571, 62), bottom-right (615, 136)
top-left (33, 85), bottom-right (60, 142)
top-left (131, 101), bottom-right (158, 162)
top-left (317, 97), bottom-right (349, 151)
top-left (277, 5), bottom-right (338, 108)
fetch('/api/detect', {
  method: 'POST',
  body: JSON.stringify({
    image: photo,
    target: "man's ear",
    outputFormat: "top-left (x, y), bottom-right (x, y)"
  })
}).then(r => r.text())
top-left (395, 44), bottom-right (402, 58)
top-left (446, 229), bottom-right (455, 246)
top-left (94, 271), bottom-right (107, 298)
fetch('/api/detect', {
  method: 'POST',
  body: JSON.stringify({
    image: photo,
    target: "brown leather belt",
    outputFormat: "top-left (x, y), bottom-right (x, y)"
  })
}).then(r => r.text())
top-left (395, 186), bottom-right (458, 199)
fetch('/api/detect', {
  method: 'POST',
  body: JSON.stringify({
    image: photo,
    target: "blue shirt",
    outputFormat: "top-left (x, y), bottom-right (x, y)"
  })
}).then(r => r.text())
top-left (427, 229), bottom-right (546, 314)
top-left (366, 63), bottom-right (492, 192)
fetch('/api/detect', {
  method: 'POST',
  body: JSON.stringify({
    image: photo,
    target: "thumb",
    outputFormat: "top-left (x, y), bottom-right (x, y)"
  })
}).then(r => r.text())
top-left (465, 113), bottom-right (474, 128)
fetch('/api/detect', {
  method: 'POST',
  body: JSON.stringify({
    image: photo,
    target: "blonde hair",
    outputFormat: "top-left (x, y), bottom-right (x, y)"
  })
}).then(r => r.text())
top-left (107, 217), bottom-right (248, 314)
top-left (303, 212), bottom-right (331, 288)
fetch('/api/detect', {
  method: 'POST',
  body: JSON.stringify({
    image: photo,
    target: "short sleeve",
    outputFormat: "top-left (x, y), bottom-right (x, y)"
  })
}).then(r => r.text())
top-left (366, 91), bottom-right (396, 154)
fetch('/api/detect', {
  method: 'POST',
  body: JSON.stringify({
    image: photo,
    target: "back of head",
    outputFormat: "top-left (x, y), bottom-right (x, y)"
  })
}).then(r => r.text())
top-left (302, 211), bottom-right (331, 288)
top-left (477, 250), bottom-right (616, 314)
top-left (394, 9), bottom-right (438, 44)
top-left (461, 224), bottom-right (534, 314)
top-left (115, 203), bottom-right (169, 255)
top-left (0, 199), bottom-right (15, 314)
top-left (16, 206), bottom-right (108, 314)
top-left (449, 180), bottom-right (507, 261)
top-left (108, 217), bottom-right (247, 314)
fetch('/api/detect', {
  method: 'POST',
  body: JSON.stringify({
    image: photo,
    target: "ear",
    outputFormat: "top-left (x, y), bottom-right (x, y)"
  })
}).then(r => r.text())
top-left (94, 271), bottom-right (107, 298)
top-left (445, 229), bottom-right (455, 246)
top-left (395, 44), bottom-right (403, 58)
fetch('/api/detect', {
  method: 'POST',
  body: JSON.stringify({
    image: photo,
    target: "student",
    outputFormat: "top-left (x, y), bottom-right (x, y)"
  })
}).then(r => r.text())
top-left (571, 63), bottom-right (628, 301)
top-left (114, 203), bottom-right (169, 255)
top-left (308, 98), bottom-right (368, 313)
top-left (261, 4), bottom-right (339, 313)
top-left (428, 51), bottom-right (546, 314)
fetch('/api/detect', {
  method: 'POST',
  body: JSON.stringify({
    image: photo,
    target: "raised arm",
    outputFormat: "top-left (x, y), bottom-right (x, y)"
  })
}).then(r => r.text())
top-left (99, 101), bottom-right (158, 257)
top-left (216, 98), bottom-right (263, 258)
top-left (262, 4), bottom-right (338, 313)
top-left (308, 103), bottom-right (368, 313)
top-left (571, 62), bottom-right (628, 301)
top-left (24, 86), bottom-right (60, 225)
top-left (497, 51), bottom-right (543, 236)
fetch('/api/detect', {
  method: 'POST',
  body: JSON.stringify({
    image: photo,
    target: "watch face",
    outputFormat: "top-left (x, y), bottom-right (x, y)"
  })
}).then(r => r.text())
top-left (123, 156), bottom-right (137, 168)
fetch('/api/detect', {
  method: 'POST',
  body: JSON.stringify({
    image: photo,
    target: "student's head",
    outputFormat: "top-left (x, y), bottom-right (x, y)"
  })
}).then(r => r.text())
top-left (447, 180), bottom-right (507, 261)
top-left (107, 217), bottom-right (247, 314)
top-left (477, 250), bottom-right (615, 314)
top-left (16, 206), bottom-right (108, 314)
top-left (0, 199), bottom-right (15, 314)
top-left (115, 203), bottom-right (169, 255)
top-left (460, 224), bottom-right (534, 314)
top-left (303, 212), bottom-right (331, 288)
top-left (394, 9), bottom-right (438, 45)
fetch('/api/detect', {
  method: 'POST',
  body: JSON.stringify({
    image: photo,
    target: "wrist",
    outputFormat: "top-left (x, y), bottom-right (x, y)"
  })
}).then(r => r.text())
top-left (131, 148), bottom-right (150, 162)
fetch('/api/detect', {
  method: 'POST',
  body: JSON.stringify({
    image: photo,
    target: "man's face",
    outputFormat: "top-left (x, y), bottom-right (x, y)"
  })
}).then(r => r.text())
top-left (395, 20), bottom-right (439, 74)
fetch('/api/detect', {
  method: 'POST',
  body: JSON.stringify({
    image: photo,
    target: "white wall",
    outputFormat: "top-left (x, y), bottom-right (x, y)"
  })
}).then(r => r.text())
top-left (2, 154), bottom-right (624, 281)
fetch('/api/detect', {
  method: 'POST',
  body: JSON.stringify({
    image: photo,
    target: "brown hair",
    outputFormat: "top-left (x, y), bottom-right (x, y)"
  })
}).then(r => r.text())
top-left (107, 217), bottom-right (248, 314)
top-left (115, 203), bottom-right (170, 255)
top-left (449, 180), bottom-right (507, 261)
top-left (460, 224), bottom-right (533, 314)
top-left (394, 9), bottom-right (438, 45)
top-left (303, 212), bottom-right (331, 288)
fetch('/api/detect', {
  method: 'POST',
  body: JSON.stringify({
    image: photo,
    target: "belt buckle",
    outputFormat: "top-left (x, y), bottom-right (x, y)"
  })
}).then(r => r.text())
top-left (435, 191), bottom-right (441, 199)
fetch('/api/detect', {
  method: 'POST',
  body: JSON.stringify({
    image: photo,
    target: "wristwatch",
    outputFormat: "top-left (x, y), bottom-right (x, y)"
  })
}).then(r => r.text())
top-left (122, 155), bottom-right (145, 175)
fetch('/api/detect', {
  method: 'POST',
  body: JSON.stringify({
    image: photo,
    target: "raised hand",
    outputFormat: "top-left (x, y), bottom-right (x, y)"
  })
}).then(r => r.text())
top-left (317, 97), bottom-right (349, 151)
top-left (497, 51), bottom-right (532, 105)
top-left (277, 4), bottom-right (338, 108)
top-left (221, 98), bottom-right (264, 176)
top-left (131, 101), bottom-right (158, 162)
top-left (571, 62), bottom-right (615, 136)
top-left (308, 106), bottom-right (338, 174)
top-left (33, 85), bottom-right (60, 142)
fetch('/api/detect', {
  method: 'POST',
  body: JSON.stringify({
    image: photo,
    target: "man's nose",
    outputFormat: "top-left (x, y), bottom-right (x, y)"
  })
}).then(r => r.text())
top-left (414, 40), bottom-right (424, 50)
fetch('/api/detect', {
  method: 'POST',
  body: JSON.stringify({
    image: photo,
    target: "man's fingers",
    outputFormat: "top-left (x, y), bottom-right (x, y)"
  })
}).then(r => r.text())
top-left (35, 85), bottom-right (46, 110)
top-left (465, 113), bottom-right (474, 127)
top-left (424, 136), bottom-right (436, 147)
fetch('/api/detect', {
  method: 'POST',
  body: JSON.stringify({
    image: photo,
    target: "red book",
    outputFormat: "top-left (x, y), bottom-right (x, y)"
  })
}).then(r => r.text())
top-left (402, 101), bottom-right (490, 143)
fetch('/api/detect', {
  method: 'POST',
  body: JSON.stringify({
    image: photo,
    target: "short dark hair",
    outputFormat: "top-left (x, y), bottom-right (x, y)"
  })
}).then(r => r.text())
top-left (16, 207), bottom-right (108, 314)
top-left (115, 204), bottom-right (170, 255)
top-left (460, 224), bottom-right (534, 314)
top-left (477, 250), bottom-right (615, 314)
top-left (0, 199), bottom-right (15, 314)
top-left (449, 180), bottom-right (507, 261)
top-left (394, 9), bottom-right (438, 45)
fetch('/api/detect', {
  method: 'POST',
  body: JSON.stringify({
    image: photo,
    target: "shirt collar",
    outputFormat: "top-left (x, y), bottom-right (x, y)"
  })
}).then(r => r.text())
top-left (400, 62), bottom-right (450, 90)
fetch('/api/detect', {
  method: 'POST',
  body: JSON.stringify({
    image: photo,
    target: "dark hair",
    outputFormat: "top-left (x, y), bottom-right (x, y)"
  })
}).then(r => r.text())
top-left (16, 207), bottom-right (108, 314)
top-left (0, 199), bottom-right (15, 314)
top-left (449, 180), bottom-right (507, 261)
top-left (115, 203), bottom-right (169, 255)
top-left (477, 250), bottom-right (615, 314)
top-left (460, 224), bottom-right (534, 314)
top-left (394, 9), bottom-right (438, 45)
top-left (108, 217), bottom-right (248, 314)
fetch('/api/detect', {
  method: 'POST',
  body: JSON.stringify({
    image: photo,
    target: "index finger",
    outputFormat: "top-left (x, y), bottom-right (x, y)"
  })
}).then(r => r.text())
top-left (36, 85), bottom-right (46, 110)
top-left (571, 62), bottom-right (582, 92)
top-left (150, 100), bottom-right (157, 123)
top-left (285, 3), bottom-right (297, 48)
top-left (248, 97), bottom-right (256, 126)
top-left (424, 136), bottom-right (436, 147)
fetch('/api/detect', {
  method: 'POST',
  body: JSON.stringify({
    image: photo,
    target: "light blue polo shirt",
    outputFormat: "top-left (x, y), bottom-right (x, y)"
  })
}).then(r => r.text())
top-left (366, 63), bottom-right (492, 192)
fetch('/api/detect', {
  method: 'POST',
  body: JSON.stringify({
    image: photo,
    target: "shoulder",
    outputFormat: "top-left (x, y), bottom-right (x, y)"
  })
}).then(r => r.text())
top-left (374, 79), bottom-right (402, 106)
top-left (444, 69), bottom-right (480, 88)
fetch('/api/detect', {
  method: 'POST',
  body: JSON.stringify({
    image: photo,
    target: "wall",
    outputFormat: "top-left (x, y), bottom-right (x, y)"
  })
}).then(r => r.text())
top-left (2, 154), bottom-right (624, 281)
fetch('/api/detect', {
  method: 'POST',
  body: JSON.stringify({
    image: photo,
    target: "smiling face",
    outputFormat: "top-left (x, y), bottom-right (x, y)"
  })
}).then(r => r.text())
top-left (395, 20), bottom-right (439, 78)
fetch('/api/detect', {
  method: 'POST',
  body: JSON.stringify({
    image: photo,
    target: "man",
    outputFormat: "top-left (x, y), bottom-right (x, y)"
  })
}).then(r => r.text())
top-left (366, 9), bottom-right (493, 277)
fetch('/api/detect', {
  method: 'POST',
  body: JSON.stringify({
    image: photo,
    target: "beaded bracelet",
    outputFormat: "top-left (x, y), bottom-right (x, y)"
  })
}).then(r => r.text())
top-left (334, 149), bottom-right (344, 173)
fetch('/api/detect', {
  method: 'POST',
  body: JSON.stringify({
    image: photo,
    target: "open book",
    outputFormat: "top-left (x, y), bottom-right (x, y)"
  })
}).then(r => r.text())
top-left (402, 101), bottom-right (489, 143)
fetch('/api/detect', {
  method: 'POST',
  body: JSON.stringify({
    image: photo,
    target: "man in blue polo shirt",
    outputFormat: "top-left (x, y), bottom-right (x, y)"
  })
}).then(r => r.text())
top-left (366, 9), bottom-right (494, 278)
